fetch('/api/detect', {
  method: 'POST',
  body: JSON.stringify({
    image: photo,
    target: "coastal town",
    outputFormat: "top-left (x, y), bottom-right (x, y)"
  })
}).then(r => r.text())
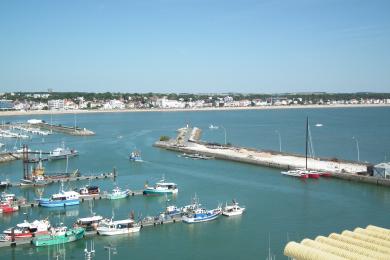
top-left (1, 92), bottom-right (390, 112)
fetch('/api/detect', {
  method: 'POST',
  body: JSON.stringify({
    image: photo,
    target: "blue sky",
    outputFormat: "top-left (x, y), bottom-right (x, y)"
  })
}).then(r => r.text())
top-left (0, 0), bottom-right (389, 93)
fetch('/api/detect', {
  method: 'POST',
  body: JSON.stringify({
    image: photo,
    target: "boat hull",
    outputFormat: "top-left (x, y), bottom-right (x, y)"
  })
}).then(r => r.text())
top-left (281, 171), bottom-right (309, 179)
top-left (107, 193), bottom-right (128, 200)
top-left (97, 226), bottom-right (140, 236)
top-left (143, 189), bottom-right (178, 196)
top-left (38, 199), bottom-right (79, 207)
top-left (32, 228), bottom-right (84, 247)
top-left (222, 209), bottom-right (245, 217)
top-left (182, 213), bottom-right (221, 223)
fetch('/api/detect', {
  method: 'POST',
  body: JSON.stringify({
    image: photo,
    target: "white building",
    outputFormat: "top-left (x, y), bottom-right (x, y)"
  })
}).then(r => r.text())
top-left (48, 99), bottom-right (64, 110)
top-left (156, 98), bottom-right (185, 109)
top-left (102, 100), bottom-right (125, 110)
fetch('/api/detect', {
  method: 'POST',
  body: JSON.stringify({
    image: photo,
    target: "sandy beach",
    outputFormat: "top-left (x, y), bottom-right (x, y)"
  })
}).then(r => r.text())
top-left (0, 103), bottom-right (389, 117)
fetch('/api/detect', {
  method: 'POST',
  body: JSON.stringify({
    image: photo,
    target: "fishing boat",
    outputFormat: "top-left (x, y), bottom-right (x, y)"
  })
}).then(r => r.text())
top-left (163, 205), bottom-right (182, 217)
top-left (32, 226), bottom-right (85, 246)
top-left (315, 123), bottom-right (323, 127)
top-left (48, 142), bottom-right (78, 160)
top-left (143, 177), bottom-right (178, 195)
top-left (129, 150), bottom-right (142, 162)
top-left (0, 192), bottom-right (19, 213)
top-left (182, 206), bottom-right (222, 224)
top-left (0, 202), bottom-right (19, 213)
top-left (209, 124), bottom-right (219, 130)
top-left (78, 185), bottom-right (100, 196)
top-left (3, 219), bottom-right (51, 238)
top-left (222, 200), bottom-right (245, 216)
top-left (37, 182), bottom-right (80, 207)
top-left (97, 218), bottom-right (140, 236)
top-left (76, 215), bottom-right (104, 231)
top-left (106, 187), bottom-right (129, 200)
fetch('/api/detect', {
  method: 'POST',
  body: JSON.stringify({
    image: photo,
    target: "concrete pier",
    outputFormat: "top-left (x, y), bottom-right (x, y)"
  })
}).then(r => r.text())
top-left (34, 123), bottom-right (95, 136)
top-left (154, 127), bottom-right (390, 187)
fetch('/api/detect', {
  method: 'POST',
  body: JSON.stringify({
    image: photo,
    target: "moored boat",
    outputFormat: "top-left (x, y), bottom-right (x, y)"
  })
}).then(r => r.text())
top-left (182, 206), bottom-right (222, 224)
top-left (319, 171), bottom-right (332, 177)
top-left (37, 183), bottom-right (80, 207)
top-left (3, 219), bottom-right (51, 238)
top-left (281, 170), bottom-right (309, 179)
top-left (162, 205), bottom-right (182, 217)
top-left (32, 226), bottom-right (85, 246)
top-left (0, 192), bottom-right (19, 213)
top-left (222, 200), bottom-right (245, 216)
top-left (143, 177), bottom-right (178, 196)
top-left (78, 185), bottom-right (100, 196)
top-left (97, 219), bottom-right (140, 236)
top-left (179, 153), bottom-right (214, 160)
top-left (49, 142), bottom-right (78, 160)
top-left (106, 187), bottom-right (129, 200)
top-left (75, 215), bottom-right (104, 231)
top-left (0, 179), bottom-right (10, 189)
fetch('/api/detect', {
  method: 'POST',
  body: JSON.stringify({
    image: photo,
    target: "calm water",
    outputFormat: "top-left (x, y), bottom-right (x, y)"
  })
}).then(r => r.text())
top-left (0, 107), bottom-right (389, 259)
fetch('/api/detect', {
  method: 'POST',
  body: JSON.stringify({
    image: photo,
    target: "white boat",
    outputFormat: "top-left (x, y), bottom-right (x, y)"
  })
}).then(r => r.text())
top-left (222, 200), bottom-right (245, 216)
top-left (97, 219), bottom-right (140, 236)
top-left (49, 142), bottom-right (78, 160)
top-left (3, 219), bottom-right (51, 238)
top-left (143, 177), bottom-right (178, 195)
top-left (179, 153), bottom-right (214, 160)
top-left (209, 124), bottom-right (219, 130)
top-left (315, 123), bottom-right (323, 127)
top-left (0, 179), bottom-right (10, 189)
top-left (281, 169), bottom-right (309, 179)
top-left (106, 187), bottom-right (129, 200)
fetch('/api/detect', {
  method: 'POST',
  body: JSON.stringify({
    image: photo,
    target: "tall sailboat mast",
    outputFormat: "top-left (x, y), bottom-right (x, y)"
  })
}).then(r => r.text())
top-left (305, 116), bottom-right (308, 170)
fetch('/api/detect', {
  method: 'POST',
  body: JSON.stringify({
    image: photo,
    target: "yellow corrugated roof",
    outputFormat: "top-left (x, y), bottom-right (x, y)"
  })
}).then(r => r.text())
top-left (284, 225), bottom-right (390, 260)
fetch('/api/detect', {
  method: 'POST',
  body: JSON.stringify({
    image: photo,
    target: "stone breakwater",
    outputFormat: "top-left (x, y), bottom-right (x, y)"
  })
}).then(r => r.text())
top-left (154, 127), bottom-right (390, 187)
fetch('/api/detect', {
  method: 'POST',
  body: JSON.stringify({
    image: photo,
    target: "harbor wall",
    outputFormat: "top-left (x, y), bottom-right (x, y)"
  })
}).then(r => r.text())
top-left (154, 139), bottom-right (390, 187)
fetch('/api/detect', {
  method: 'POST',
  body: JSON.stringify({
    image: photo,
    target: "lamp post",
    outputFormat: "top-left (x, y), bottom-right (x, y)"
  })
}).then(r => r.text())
top-left (352, 136), bottom-right (360, 161)
top-left (275, 130), bottom-right (282, 152)
top-left (220, 125), bottom-right (227, 145)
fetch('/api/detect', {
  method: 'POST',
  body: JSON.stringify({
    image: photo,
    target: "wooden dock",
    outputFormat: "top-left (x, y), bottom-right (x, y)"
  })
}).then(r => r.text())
top-left (0, 215), bottom-right (183, 248)
top-left (9, 172), bottom-right (116, 188)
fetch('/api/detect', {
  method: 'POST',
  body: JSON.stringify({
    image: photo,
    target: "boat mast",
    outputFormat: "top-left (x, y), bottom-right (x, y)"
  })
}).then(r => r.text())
top-left (305, 116), bottom-right (308, 170)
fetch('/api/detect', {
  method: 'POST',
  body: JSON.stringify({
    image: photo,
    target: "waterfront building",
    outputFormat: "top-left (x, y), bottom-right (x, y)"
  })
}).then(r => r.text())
top-left (0, 99), bottom-right (14, 110)
top-left (373, 162), bottom-right (390, 179)
top-left (48, 99), bottom-right (65, 110)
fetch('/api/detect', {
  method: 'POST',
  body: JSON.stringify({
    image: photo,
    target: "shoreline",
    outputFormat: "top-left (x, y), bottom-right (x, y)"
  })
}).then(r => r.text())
top-left (0, 103), bottom-right (389, 117)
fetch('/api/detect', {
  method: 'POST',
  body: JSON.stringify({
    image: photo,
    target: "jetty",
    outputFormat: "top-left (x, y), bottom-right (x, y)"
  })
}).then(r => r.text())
top-left (0, 122), bottom-right (94, 136)
top-left (33, 122), bottom-right (95, 136)
top-left (154, 126), bottom-right (390, 187)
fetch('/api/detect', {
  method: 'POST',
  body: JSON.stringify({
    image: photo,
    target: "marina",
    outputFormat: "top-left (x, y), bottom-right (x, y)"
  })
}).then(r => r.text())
top-left (0, 108), bottom-right (389, 259)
